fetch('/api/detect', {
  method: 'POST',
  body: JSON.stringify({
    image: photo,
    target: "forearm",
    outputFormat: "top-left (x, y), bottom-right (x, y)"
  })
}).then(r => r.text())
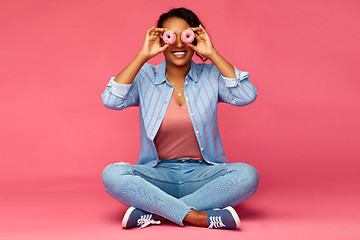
top-left (208, 50), bottom-right (236, 78)
top-left (114, 52), bottom-right (149, 84)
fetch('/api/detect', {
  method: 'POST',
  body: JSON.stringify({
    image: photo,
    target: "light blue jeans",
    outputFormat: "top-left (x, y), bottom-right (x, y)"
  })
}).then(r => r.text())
top-left (102, 158), bottom-right (259, 226)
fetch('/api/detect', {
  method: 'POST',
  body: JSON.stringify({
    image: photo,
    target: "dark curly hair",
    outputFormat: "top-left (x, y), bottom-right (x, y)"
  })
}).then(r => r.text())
top-left (157, 8), bottom-right (208, 62)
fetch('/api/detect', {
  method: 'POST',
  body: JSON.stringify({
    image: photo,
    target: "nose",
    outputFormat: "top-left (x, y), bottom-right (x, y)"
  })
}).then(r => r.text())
top-left (174, 34), bottom-right (185, 48)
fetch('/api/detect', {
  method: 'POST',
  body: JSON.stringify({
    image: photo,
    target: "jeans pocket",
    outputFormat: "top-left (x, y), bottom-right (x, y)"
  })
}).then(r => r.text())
top-left (132, 169), bottom-right (177, 184)
top-left (186, 167), bottom-right (228, 182)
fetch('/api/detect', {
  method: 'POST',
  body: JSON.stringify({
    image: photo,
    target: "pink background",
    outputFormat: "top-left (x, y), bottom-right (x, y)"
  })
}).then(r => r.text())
top-left (1, 0), bottom-right (359, 239)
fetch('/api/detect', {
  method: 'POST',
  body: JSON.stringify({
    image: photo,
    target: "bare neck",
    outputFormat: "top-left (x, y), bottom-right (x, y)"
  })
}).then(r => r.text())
top-left (165, 61), bottom-right (191, 82)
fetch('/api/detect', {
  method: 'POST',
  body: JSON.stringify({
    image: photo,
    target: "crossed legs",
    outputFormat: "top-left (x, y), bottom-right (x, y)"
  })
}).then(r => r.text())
top-left (102, 160), bottom-right (259, 226)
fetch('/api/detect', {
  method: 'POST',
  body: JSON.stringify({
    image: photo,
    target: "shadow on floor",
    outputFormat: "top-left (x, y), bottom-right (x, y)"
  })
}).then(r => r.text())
top-left (234, 204), bottom-right (268, 220)
top-left (105, 203), bottom-right (268, 224)
top-left (105, 206), bottom-right (126, 223)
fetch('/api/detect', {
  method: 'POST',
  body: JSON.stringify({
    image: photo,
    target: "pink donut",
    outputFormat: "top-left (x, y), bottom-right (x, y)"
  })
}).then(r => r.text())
top-left (181, 29), bottom-right (195, 44)
top-left (162, 30), bottom-right (176, 45)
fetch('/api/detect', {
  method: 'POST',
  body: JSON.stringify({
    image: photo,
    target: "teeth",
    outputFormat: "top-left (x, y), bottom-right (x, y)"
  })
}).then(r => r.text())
top-left (173, 52), bottom-right (186, 55)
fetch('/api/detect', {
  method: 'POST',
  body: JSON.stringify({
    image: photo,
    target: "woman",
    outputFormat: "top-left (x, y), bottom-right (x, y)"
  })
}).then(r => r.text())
top-left (101, 8), bottom-right (259, 229)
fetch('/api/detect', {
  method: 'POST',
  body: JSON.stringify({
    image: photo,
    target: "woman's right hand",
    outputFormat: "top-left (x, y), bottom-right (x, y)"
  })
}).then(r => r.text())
top-left (139, 27), bottom-right (169, 60)
top-left (112, 27), bottom-right (168, 85)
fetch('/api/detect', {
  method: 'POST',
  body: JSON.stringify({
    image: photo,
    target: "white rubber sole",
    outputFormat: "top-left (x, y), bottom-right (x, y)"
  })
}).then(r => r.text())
top-left (122, 206), bottom-right (136, 228)
top-left (224, 206), bottom-right (241, 228)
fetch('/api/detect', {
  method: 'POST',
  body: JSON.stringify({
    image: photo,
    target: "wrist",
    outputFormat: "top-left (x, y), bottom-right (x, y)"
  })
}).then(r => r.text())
top-left (207, 48), bottom-right (220, 62)
top-left (137, 51), bottom-right (150, 63)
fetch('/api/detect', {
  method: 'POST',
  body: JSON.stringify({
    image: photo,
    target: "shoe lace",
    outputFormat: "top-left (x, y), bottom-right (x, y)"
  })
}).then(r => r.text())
top-left (208, 216), bottom-right (226, 229)
top-left (137, 214), bottom-right (161, 229)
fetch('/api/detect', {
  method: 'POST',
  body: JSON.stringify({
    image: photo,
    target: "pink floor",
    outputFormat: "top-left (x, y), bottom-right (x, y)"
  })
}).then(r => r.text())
top-left (1, 0), bottom-right (360, 239)
top-left (2, 176), bottom-right (359, 240)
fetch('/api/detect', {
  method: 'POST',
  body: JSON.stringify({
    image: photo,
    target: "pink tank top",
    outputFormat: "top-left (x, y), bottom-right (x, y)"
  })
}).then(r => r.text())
top-left (154, 95), bottom-right (203, 160)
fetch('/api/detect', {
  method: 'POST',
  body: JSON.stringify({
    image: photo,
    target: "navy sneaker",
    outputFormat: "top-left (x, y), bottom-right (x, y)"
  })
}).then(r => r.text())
top-left (205, 206), bottom-right (241, 229)
top-left (122, 207), bottom-right (161, 229)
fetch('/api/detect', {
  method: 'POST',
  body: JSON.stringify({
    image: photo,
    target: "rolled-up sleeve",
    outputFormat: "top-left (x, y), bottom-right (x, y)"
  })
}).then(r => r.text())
top-left (101, 76), bottom-right (139, 110)
top-left (216, 65), bottom-right (257, 106)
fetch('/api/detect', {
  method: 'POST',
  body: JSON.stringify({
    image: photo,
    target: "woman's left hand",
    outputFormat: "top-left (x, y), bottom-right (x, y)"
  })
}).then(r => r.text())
top-left (187, 25), bottom-right (216, 59)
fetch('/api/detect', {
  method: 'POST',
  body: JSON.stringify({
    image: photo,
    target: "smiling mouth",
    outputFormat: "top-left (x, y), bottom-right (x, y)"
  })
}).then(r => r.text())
top-left (172, 51), bottom-right (187, 57)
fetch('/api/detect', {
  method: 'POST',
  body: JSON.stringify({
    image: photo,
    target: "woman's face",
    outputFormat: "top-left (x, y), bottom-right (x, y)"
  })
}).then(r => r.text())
top-left (161, 17), bottom-right (194, 67)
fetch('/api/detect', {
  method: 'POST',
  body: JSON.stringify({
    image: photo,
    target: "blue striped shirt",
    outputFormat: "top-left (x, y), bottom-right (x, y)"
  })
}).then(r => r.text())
top-left (101, 60), bottom-right (257, 166)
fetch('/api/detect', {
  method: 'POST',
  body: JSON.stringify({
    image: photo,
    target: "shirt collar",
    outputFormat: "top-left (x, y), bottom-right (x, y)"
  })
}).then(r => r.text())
top-left (152, 60), bottom-right (198, 85)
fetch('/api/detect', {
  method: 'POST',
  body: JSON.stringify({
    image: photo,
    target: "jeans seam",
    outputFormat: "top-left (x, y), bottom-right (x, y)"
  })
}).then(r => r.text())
top-left (132, 170), bottom-right (177, 184)
top-left (179, 163), bottom-right (183, 198)
top-left (183, 168), bottom-right (229, 183)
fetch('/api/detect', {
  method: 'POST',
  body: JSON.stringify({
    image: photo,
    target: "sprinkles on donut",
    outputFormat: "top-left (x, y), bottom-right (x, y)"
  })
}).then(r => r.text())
top-left (162, 30), bottom-right (176, 45)
top-left (181, 29), bottom-right (195, 44)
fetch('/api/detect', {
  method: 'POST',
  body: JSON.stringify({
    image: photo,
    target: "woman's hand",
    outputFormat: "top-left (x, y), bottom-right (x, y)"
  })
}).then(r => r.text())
top-left (187, 25), bottom-right (216, 59)
top-left (139, 27), bottom-right (169, 60)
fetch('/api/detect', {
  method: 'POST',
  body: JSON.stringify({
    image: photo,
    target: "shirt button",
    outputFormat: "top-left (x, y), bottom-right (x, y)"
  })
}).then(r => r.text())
top-left (201, 148), bottom-right (204, 151)
top-left (186, 98), bottom-right (189, 101)
top-left (196, 131), bottom-right (199, 134)
top-left (185, 82), bottom-right (188, 84)
top-left (190, 113), bottom-right (194, 116)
